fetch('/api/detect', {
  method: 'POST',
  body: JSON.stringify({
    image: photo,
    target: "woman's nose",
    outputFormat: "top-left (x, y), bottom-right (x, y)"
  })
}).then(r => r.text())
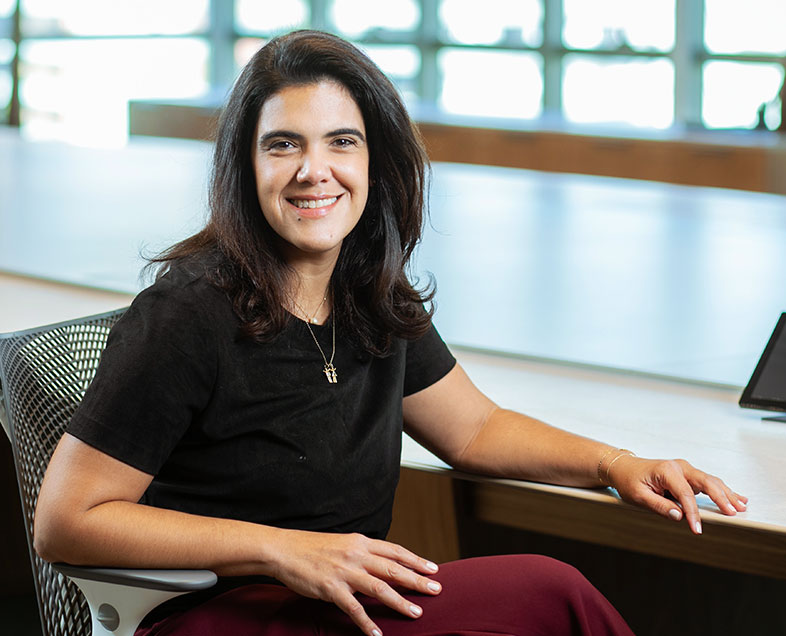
top-left (296, 149), bottom-right (330, 184)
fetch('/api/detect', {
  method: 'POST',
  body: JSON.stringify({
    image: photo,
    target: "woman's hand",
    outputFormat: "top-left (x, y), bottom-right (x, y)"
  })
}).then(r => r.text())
top-left (606, 454), bottom-right (748, 535)
top-left (269, 530), bottom-right (442, 636)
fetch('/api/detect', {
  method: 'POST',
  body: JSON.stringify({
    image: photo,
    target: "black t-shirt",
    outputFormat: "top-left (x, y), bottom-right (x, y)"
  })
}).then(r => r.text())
top-left (68, 260), bottom-right (456, 540)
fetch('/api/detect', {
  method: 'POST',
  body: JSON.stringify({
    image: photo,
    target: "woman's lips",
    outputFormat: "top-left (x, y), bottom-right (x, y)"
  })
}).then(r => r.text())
top-left (287, 194), bottom-right (341, 218)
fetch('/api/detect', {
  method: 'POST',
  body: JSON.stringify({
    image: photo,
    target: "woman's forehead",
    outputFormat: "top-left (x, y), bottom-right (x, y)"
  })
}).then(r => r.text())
top-left (257, 81), bottom-right (364, 131)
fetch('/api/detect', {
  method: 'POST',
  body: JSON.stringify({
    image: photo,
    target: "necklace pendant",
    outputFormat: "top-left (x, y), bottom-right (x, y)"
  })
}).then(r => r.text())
top-left (323, 363), bottom-right (338, 384)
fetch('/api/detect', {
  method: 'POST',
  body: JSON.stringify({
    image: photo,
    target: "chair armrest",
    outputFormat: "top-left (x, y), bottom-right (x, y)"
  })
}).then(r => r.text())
top-left (52, 564), bottom-right (217, 592)
top-left (52, 564), bottom-right (217, 636)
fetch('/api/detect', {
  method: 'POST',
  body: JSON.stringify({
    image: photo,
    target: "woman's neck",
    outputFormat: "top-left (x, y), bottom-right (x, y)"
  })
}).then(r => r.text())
top-left (279, 242), bottom-right (340, 325)
top-left (285, 266), bottom-right (335, 325)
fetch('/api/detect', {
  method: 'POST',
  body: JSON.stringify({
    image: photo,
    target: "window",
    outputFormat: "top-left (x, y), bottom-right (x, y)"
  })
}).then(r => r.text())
top-left (5, 1), bottom-right (786, 145)
top-left (14, 0), bottom-right (210, 145)
top-left (702, 0), bottom-right (785, 129)
top-left (702, 60), bottom-right (783, 129)
top-left (329, 0), bottom-right (419, 38)
top-left (0, 0), bottom-right (13, 125)
top-left (235, 0), bottom-right (308, 35)
top-left (20, 37), bottom-right (209, 146)
top-left (439, 48), bottom-right (542, 119)
top-left (562, 56), bottom-right (674, 129)
top-left (439, 0), bottom-right (542, 47)
top-left (704, 0), bottom-right (786, 55)
top-left (562, 0), bottom-right (675, 52)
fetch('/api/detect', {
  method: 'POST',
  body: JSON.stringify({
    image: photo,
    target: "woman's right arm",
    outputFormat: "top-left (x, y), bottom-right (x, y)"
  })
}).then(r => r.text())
top-left (35, 433), bottom-right (441, 636)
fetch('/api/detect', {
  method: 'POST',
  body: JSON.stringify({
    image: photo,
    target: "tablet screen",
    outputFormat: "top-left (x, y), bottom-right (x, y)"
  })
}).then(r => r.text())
top-left (740, 313), bottom-right (786, 412)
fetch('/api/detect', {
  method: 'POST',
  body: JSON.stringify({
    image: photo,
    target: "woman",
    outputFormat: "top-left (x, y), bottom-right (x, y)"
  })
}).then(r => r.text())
top-left (34, 31), bottom-right (746, 636)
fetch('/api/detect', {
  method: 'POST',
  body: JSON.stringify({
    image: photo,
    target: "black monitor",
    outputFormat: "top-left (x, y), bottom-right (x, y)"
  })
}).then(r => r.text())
top-left (740, 313), bottom-right (786, 422)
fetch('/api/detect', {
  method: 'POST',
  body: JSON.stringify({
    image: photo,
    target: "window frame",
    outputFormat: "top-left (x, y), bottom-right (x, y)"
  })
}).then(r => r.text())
top-left (3, 0), bottom-right (785, 135)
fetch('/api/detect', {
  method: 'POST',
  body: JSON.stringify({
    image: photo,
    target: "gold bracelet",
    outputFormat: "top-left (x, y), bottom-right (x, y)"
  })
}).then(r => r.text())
top-left (596, 447), bottom-right (618, 484)
top-left (603, 449), bottom-right (636, 486)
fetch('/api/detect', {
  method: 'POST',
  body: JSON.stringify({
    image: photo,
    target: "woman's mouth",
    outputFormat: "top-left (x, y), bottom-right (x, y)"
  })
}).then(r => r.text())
top-left (288, 195), bottom-right (339, 209)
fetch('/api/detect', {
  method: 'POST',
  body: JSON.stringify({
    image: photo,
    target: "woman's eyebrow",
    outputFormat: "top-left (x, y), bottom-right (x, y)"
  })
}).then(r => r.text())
top-left (258, 130), bottom-right (303, 145)
top-left (326, 128), bottom-right (366, 142)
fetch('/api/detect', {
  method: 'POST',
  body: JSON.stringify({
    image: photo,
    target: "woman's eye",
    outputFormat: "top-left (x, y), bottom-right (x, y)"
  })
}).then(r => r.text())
top-left (268, 140), bottom-right (296, 151)
top-left (333, 137), bottom-right (356, 148)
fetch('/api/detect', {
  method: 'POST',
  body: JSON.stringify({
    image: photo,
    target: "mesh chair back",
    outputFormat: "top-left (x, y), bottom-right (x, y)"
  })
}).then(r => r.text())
top-left (0, 309), bottom-right (127, 636)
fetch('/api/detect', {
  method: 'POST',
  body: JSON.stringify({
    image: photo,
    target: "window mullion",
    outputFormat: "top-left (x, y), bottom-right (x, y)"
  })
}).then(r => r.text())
top-left (310, 0), bottom-right (329, 31)
top-left (418, 0), bottom-right (439, 105)
top-left (673, 0), bottom-right (703, 128)
top-left (209, 0), bottom-right (235, 91)
top-left (542, 0), bottom-right (563, 120)
top-left (8, 0), bottom-right (20, 126)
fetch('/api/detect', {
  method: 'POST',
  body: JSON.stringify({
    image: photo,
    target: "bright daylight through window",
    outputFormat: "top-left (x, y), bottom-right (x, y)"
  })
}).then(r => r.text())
top-left (0, 0), bottom-right (783, 146)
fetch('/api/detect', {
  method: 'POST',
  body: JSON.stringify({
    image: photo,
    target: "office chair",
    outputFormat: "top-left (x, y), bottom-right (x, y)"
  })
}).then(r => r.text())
top-left (0, 308), bottom-right (216, 636)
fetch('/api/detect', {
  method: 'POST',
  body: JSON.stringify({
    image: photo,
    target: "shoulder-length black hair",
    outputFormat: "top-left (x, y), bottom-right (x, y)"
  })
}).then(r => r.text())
top-left (152, 30), bottom-right (434, 356)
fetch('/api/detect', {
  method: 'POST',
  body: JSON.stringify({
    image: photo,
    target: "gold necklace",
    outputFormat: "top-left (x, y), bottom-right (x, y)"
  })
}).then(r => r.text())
top-left (290, 291), bottom-right (337, 384)
top-left (297, 292), bottom-right (328, 325)
top-left (303, 317), bottom-right (337, 384)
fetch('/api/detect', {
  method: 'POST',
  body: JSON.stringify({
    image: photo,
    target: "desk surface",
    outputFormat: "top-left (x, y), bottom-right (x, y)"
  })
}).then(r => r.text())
top-left (3, 128), bottom-right (786, 386)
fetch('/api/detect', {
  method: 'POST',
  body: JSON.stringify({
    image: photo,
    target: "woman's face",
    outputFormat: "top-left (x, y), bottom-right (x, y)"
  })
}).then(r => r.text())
top-left (252, 80), bottom-right (370, 266)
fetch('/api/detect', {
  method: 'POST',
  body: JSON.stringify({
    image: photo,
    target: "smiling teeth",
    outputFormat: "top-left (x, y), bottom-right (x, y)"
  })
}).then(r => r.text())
top-left (291, 197), bottom-right (338, 209)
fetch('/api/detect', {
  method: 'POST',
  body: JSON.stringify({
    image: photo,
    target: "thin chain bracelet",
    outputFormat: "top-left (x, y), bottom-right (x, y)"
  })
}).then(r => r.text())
top-left (596, 447), bottom-right (618, 484)
top-left (601, 449), bottom-right (636, 486)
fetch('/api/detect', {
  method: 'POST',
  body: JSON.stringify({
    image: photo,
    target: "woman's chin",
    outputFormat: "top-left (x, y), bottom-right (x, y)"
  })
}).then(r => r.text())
top-left (278, 238), bottom-right (344, 263)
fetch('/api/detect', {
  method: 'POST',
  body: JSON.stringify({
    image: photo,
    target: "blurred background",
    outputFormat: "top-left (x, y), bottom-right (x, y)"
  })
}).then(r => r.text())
top-left (0, 0), bottom-right (784, 148)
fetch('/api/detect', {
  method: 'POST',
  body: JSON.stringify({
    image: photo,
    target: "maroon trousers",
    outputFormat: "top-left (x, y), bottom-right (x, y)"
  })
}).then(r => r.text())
top-left (136, 555), bottom-right (635, 635)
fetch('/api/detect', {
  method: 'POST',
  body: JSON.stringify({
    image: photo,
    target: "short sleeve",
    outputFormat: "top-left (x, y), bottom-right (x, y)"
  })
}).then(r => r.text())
top-left (402, 323), bottom-right (456, 397)
top-left (67, 274), bottom-right (220, 474)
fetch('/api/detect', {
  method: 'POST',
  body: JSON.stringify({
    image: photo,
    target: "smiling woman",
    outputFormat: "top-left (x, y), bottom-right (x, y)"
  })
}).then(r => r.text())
top-left (33, 30), bottom-right (745, 636)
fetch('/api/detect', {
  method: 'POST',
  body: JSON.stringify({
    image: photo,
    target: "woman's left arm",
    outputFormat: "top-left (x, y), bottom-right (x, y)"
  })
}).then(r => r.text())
top-left (402, 364), bottom-right (747, 535)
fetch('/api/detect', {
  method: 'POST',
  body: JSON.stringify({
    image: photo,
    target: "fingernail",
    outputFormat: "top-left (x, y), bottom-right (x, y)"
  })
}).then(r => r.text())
top-left (410, 604), bottom-right (422, 617)
top-left (372, 629), bottom-right (382, 636)
top-left (427, 581), bottom-right (441, 593)
top-left (425, 561), bottom-right (438, 572)
top-left (668, 508), bottom-right (682, 521)
top-left (726, 503), bottom-right (737, 513)
top-left (695, 521), bottom-right (702, 534)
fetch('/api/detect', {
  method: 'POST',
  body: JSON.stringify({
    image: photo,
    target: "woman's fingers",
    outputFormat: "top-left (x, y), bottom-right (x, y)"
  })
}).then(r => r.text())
top-left (686, 469), bottom-right (748, 515)
top-left (273, 531), bottom-right (442, 634)
top-left (368, 554), bottom-right (442, 597)
top-left (639, 462), bottom-right (704, 532)
top-left (330, 545), bottom-right (441, 636)
top-left (333, 588), bottom-right (384, 636)
top-left (371, 538), bottom-right (440, 577)
top-left (611, 458), bottom-right (748, 535)
top-left (666, 473), bottom-right (705, 534)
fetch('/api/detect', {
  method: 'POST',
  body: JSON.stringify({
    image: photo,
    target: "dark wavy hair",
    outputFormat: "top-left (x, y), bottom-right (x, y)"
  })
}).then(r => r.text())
top-left (152, 30), bottom-right (434, 356)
